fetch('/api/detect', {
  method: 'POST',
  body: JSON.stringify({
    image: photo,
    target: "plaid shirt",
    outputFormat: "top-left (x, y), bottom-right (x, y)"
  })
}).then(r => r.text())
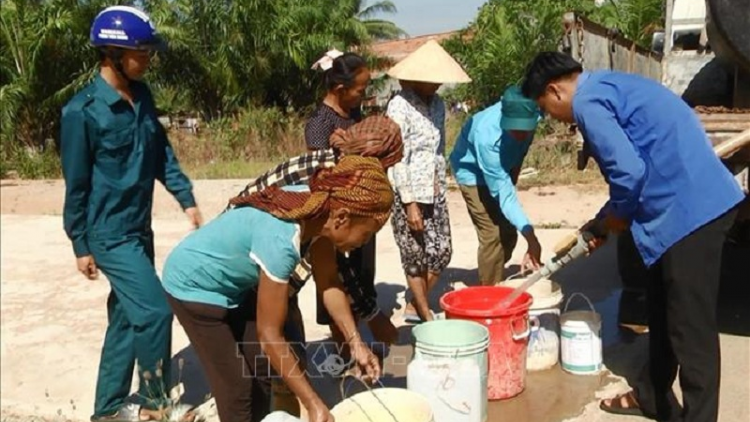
top-left (229, 149), bottom-right (338, 201)
top-left (227, 149), bottom-right (379, 321)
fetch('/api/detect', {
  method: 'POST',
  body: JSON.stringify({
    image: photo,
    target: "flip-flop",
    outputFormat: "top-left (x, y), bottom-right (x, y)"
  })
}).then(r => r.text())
top-left (403, 311), bottom-right (436, 324)
top-left (403, 313), bottom-right (423, 324)
top-left (599, 391), bottom-right (645, 417)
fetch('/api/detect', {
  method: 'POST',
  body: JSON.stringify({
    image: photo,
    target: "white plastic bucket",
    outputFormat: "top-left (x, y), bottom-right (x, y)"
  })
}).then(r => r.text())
top-left (560, 293), bottom-right (602, 375)
top-left (260, 411), bottom-right (303, 422)
top-left (331, 387), bottom-right (434, 422)
top-left (409, 320), bottom-right (489, 422)
top-left (502, 277), bottom-right (564, 371)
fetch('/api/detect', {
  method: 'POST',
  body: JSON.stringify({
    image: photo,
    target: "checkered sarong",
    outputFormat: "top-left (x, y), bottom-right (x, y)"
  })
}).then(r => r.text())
top-left (228, 149), bottom-right (338, 208)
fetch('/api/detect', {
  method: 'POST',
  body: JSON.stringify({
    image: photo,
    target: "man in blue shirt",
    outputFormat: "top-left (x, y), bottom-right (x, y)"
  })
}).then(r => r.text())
top-left (522, 52), bottom-right (743, 422)
top-left (60, 7), bottom-right (202, 421)
top-left (449, 86), bottom-right (543, 284)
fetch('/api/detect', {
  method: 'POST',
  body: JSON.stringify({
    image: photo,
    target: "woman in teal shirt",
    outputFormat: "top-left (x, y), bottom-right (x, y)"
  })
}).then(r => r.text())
top-left (162, 156), bottom-right (394, 422)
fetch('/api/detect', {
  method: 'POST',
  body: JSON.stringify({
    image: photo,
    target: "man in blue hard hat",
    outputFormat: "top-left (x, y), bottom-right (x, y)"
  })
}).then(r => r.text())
top-left (60, 6), bottom-right (202, 421)
top-left (449, 85), bottom-right (544, 285)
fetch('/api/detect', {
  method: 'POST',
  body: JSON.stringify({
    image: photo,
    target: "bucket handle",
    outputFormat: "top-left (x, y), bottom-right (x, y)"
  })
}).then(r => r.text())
top-left (511, 315), bottom-right (531, 341)
top-left (563, 292), bottom-right (597, 314)
top-left (529, 315), bottom-right (540, 332)
top-left (339, 374), bottom-right (402, 422)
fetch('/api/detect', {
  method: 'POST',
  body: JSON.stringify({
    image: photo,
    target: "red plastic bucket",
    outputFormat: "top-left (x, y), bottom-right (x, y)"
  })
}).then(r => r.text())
top-left (440, 286), bottom-right (533, 400)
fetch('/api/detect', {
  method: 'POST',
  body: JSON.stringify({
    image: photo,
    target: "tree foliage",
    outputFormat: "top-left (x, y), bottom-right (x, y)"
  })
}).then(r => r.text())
top-left (442, 0), bottom-right (663, 109)
top-left (0, 0), bottom-right (403, 154)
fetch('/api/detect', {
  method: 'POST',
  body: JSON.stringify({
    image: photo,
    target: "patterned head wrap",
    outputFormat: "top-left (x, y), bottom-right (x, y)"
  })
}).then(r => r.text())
top-left (229, 155), bottom-right (394, 225)
top-left (332, 115), bottom-right (404, 169)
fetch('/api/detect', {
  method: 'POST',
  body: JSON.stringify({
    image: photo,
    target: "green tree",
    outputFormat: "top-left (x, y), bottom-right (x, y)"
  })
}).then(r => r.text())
top-left (355, 0), bottom-right (408, 40)
top-left (443, 0), bottom-right (598, 108)
top-left (0, 0), bottom-right (406, 158)
top-left (596, 0), bottom-right (664, 48)
top-left (442, 0), bottom-right (663, 108)
top-left (1, 0), bottom-right (106, 151)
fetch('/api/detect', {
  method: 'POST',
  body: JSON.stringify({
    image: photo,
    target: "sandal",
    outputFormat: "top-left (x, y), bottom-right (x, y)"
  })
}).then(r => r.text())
top-left (403, 312), bottom-right (423, 324)
top-left (403, 310), bottom-right (436, 324)
top-left (600, 391), bottom-right (645, 417)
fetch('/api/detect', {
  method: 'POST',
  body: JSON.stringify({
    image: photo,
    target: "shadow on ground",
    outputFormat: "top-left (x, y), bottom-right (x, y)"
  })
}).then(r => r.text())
top-left (169, 346), bottom-right (212, 407)
top-left (163, 237), bottom-right (749, 421)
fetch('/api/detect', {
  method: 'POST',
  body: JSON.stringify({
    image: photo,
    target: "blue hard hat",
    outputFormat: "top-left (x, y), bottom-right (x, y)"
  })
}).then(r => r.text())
top-left (90, 6), bottom-right (166, 51)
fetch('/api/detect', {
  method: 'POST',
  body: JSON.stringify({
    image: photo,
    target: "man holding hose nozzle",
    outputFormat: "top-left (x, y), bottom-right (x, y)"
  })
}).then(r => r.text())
top-left (522, 52), bottom-right (743, 422)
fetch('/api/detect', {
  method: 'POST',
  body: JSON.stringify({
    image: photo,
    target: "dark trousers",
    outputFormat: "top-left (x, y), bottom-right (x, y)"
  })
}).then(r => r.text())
top-left (316, 237), bottom-right (377, 324)
top-left (167, 290), bottom-right (305, 422)
top-left (89, 232), bottom-right (173, 417)
top-left (633, 208), bottom-right (737, 422)
top-left (617, 229), bottom-right (649, 325)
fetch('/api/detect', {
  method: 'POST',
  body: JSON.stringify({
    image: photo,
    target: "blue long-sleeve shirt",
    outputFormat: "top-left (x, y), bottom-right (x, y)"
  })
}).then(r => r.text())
top-left (61, 74), bottom-right (195, 257)
top-left (574, 70), bottom-right (744, 266)
top-left (449, 101), bottom-right (534, 233)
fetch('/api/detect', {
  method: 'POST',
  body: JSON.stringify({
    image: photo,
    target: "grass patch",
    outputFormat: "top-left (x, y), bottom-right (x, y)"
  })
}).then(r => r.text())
top-left (445, 113), bottom-right (603, 189)
top-left (1, 107), bottom-right (605, 188)
top-left (183, 159), bottom-right (276, 179)
top-left (517, 169), bottom-right (603, 190)
top-left (2, 145), bottom-right (62, 179)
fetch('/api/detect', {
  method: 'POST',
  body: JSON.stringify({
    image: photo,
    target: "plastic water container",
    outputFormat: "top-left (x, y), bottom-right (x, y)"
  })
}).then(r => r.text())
top-left (408, 319), bottom-right (489, 422)
top-left (260, 412), bottom-right (303, 422)
top-left (331, 388), bottom-right (434, 422)
top-left (440, 286), bottom-right (533, 401)
top-left (560, 293), bottom-right (602, 375)
top-left (502, 277), bottom-right (564, 371)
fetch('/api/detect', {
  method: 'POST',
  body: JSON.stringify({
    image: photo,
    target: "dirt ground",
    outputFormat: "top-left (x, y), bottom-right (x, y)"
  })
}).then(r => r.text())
top-left (2, 179), bottom-right (748, 422)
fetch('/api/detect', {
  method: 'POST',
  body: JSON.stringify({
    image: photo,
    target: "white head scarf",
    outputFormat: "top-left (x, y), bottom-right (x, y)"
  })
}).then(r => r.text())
top-left (311, 48), bottom-right (344, 71)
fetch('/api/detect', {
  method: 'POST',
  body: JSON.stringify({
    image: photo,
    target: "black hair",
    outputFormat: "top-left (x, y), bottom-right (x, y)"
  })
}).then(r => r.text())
top-left (324, 52), bottom-right (368, 91)
top-left (521, 52), bottom-right (583, 99)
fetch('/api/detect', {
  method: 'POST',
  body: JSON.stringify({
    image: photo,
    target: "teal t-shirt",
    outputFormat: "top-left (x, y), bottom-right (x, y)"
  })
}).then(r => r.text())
top-left (162, 206), bottom-right (301, 308)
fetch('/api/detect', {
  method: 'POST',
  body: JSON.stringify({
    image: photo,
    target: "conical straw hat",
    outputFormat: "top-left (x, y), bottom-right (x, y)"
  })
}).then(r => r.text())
top-left (387, 39), bottom-right (471, 84)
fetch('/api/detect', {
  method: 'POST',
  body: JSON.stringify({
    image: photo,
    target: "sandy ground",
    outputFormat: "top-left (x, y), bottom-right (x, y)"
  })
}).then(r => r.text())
top-left (1, 179), bottom-right (748, 422)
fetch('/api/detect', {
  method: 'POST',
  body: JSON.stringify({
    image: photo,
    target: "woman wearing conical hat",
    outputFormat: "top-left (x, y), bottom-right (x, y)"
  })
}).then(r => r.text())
top-left (384, 40), bottom-right (471, 323)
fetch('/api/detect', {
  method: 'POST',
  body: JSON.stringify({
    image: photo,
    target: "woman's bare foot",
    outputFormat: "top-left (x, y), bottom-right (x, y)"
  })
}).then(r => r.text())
top-left (140, 406), bottom-right (197, 422)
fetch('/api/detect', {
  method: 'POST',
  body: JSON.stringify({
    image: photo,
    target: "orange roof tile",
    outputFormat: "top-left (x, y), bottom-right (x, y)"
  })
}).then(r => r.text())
top-left (366, 31), bottom-right (463, 64)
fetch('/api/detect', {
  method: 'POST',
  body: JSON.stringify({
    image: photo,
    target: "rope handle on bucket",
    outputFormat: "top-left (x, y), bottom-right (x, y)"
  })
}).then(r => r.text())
top-left (434, 363), bottom-right (473, 415)
top-left (338, 373), bottom-right (402, 422)
top-left (563, 292), bottom-right (597, 314)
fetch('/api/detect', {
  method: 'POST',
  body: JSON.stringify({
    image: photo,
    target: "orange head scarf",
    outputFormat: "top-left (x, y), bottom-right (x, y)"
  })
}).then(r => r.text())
top-left (228, 155), bottom-right (394, 225)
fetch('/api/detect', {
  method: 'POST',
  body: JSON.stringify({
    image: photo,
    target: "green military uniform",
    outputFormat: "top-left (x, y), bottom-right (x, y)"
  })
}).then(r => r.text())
top-left (60, 74), bottom-right (195, 417)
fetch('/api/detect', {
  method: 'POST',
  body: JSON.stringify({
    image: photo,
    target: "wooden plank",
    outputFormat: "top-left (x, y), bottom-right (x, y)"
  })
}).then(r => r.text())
top-left (698, 113), bottom-right (750, 123)
top-left (702, 121), bottom-right (750, 132)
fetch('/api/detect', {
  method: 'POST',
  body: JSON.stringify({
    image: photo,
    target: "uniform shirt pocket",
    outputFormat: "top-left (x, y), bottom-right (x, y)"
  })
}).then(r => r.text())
top-left (95, 126), bottom-right (136, 180)
top-left (98, 125), bottom-right (135, 158)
